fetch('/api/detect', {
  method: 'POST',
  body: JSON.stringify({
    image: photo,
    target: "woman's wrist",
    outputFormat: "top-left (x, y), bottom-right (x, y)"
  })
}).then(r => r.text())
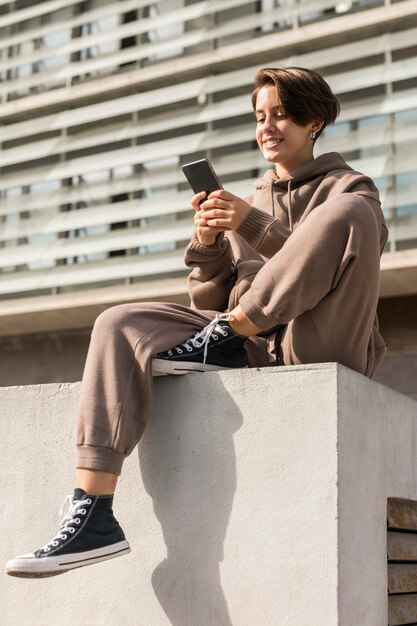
top-left (196, 230), bottom-right (220, 246)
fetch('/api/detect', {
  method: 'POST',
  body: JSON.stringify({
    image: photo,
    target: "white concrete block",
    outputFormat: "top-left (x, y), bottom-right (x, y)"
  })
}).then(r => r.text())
top-left (1, 364), bottom-right (416, 625)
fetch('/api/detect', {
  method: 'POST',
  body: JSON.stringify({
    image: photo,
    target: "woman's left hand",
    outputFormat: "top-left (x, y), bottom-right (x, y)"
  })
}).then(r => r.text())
top-left (199, 190), bottom-right (252, 231)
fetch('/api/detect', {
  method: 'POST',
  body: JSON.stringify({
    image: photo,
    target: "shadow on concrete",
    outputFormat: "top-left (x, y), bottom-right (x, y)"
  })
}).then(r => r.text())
top-left (138, 375), bottom-right (243, 626)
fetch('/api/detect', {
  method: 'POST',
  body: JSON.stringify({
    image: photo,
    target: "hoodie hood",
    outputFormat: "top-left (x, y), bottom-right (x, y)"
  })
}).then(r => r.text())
top-left (254, 152), bottom-right (354, 190)
top-left (252, 152), bottom-right (381, 231)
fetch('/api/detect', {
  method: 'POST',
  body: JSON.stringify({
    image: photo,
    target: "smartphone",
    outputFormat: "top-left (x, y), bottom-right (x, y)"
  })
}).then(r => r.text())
top-left (181, 158), bottom-right (223, 196)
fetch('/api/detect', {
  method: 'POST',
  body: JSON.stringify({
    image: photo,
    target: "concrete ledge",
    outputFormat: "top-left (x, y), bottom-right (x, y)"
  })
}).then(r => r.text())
top-left (1, 364), bottom-right (417, 625)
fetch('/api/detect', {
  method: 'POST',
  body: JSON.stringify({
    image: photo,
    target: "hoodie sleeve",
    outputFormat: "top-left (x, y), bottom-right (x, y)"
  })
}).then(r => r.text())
top-left (235, 175), bottom-right (389, 259)
top-left (184, 232), bottom-right (236, 311)
top-left (347, 178), bottom-right (389, 252)
top-left (235, 207), bottom-right (291, 259)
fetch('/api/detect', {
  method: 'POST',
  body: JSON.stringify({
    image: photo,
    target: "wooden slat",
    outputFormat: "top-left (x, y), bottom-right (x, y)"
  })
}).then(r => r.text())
top-left (388, 532), bottom-right (417, 562)
top-left (388, 564), bottom-right (417, 594)
top-left (389, 594), bottom-right (417, 626)
top-left (388, 499), bottom-right (417, 531)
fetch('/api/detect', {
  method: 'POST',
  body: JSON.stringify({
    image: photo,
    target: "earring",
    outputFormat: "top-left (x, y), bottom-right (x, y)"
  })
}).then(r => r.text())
top-left (311, 130), bottom-right (316, 140)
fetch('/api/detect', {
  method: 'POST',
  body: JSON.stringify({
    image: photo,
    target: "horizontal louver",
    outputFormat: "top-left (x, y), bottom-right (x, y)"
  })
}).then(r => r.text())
top-left (0, 0), bottom-right (416, 306)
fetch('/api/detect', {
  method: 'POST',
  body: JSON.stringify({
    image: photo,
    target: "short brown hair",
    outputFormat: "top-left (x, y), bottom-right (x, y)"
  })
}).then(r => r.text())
top-left (252, 67), bottom-right (340, 140)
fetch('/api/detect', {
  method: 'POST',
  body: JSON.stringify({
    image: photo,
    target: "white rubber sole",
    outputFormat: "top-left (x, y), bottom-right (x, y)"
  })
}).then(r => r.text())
top-left (152, 358), bottom-right (248, 376)
top-left (6, 540), bottom-right (131, 578)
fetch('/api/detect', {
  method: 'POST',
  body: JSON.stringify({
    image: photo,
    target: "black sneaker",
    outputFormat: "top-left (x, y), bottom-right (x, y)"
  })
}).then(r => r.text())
top-left (5, 489), bottom-right (130, 578)
top-left (152, 313), bottom-right (248, 376)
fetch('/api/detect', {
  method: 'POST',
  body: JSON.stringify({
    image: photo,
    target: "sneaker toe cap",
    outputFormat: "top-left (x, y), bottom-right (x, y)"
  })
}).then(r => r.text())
top-left (6, 553), bottom-right (37, 570)
top-left (8, 553), bottom-right (36, 561)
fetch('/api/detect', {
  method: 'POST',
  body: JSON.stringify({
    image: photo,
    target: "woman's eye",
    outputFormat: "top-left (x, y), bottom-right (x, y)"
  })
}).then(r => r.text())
top-left (256, 114), bottom-right (287, 124)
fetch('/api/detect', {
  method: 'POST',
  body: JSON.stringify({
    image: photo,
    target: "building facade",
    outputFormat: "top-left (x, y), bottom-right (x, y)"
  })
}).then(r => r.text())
top-left (0, 0), bottom-right (416, 396)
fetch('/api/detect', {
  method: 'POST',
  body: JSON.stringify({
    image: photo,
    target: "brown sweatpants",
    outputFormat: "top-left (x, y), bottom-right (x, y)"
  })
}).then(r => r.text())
top-left (77, 195), bottom-right (383, 475)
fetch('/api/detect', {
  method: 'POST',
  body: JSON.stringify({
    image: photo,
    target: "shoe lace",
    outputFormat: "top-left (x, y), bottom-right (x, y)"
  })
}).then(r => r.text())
top-left (173, 313), bottom-right (231, 364)
top-left (40, 495), bottom-right (92, 552)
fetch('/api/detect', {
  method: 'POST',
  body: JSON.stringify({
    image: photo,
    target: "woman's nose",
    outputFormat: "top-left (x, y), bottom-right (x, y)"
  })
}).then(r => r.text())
top-left (262, 116), bottom-right (276, 131)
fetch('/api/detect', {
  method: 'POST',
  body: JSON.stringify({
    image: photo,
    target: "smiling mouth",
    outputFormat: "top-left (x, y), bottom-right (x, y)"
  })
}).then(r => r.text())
top-left (263, 139), bottom-right (283, 148)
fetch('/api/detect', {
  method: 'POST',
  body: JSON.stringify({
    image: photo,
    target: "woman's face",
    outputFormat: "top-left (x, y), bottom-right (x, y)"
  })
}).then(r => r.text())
top-left (255, 84), bottom-right (320, 176)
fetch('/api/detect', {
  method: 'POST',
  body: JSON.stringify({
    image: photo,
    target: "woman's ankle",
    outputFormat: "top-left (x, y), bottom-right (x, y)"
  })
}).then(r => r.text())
top-left (228, 305), bottom-right (262, 337)
top-left (75, 468), bottom-right (118, 495)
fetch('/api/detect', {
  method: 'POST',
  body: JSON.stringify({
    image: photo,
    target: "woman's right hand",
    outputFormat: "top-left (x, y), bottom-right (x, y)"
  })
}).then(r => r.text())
top-left (192, 192), bottom-right (226, 246)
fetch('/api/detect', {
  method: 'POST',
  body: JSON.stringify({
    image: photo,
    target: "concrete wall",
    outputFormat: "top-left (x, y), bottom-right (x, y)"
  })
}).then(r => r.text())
top-left (1, 364), bottom-right (417, 625)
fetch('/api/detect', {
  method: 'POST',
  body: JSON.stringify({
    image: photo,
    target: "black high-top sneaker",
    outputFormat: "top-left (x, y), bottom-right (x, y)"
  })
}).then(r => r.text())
top-left (152, 313), bottom-right (248, 376)
top-left (5, 489), bottom-right (130, 578)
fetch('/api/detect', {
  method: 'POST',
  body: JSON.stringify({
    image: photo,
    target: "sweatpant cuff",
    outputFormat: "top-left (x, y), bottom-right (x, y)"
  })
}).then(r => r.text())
top-left (76, 445), bottom-right (125, 476)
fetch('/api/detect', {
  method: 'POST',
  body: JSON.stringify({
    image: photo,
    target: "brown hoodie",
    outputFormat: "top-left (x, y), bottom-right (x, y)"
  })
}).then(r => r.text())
top-left (184, 152), bottom-right (389, 374)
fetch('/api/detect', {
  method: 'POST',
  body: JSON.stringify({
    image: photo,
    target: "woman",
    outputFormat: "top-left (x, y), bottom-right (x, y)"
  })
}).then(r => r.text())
top-left (6, 67), bottom-right (388, 577)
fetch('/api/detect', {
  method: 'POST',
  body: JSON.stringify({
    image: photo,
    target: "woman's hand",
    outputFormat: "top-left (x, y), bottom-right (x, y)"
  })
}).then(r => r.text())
top-left (191, 190), bottom-right (252, 246)
top-left (191, 191), bottom-right (226, 246)
top-left (199, 190), bottom-right (252, 231)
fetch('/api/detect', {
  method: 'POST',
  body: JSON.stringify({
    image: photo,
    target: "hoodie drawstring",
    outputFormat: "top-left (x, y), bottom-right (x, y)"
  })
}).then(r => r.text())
top-left (287, 179), bottom-right (293, 231)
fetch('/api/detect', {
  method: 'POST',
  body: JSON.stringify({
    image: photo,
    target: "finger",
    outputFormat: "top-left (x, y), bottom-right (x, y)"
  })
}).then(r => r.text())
top-left (198, 226), bottom-right (229, 233)
top-left (200, 201), bottom-right (227, 214)
top-left (194, 210), bottom-right (208, 222)
top-left (191, 191), bottom-right (207, 210)
top-left (208, 189), bottom-right (231, 201)
top-left (200, 209), bottom-right (228, 220)
top-left (195, 218), bottom-right (208, 227)
top-left (192, 191), bottom-right (206, 202)
top-left (206, 218), bottom-right (230, 228)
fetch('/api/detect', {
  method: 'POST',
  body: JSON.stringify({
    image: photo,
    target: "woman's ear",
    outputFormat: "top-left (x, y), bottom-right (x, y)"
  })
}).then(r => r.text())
top-left (311, 120), bottom-right (324, 134)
